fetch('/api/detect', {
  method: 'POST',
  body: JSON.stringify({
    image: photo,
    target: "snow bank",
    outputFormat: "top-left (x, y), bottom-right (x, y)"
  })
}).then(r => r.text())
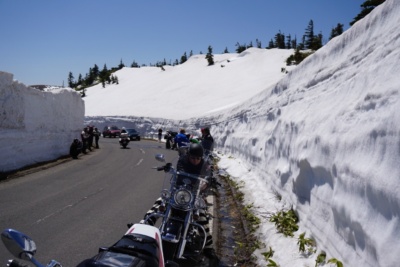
top-left (206, 1), bottom-right (400, 266)
top-left (0, 71), bottom-right (84, 172)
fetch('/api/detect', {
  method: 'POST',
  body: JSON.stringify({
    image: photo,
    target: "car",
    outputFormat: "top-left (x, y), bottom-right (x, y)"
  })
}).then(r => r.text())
top-left (102, 125), bottom-right (121, 138)
top-left (125, 128), bottom-right (141, 141)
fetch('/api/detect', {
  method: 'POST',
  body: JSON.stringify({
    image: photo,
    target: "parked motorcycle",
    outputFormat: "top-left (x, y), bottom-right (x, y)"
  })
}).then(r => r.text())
top-left (143, 154), bottom-right (211, 262)
top-left (119, 134), bottom-right (130, 148)
top-left (1, 224), bottom-right (179, 267)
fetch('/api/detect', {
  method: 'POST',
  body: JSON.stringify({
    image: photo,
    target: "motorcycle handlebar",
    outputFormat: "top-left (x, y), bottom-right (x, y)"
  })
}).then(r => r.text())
top-left (153, 164), bottom-right (210, 182)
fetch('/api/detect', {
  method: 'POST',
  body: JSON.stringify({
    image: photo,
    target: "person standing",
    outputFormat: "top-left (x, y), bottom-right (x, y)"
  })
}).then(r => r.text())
top-left (201, 127), bottom-right (214, 155)
top-left (81, 127), bottom-right (90, 153)
top-left (94, 127), bottom-right (100, 148)
top-left (158, 128), bottom-right (162, 143)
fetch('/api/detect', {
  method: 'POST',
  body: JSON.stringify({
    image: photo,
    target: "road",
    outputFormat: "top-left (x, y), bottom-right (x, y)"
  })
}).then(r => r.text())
top-left (0, 138), bottom-right (178, 266)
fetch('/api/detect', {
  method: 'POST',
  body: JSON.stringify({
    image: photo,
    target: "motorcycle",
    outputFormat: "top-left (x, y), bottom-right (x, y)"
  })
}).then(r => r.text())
top-left (143, 154), bottom-right (211, 262)
top-left (164, 131), bottom-right (177, 150)
top-left (1, 224), bottom-right (179, 267)
top-left (119, 133), bottom-right (130, 148)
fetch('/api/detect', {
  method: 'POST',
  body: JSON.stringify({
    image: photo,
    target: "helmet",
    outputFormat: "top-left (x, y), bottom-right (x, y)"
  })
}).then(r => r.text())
top-left (188, 143), bottom-right (204, 157)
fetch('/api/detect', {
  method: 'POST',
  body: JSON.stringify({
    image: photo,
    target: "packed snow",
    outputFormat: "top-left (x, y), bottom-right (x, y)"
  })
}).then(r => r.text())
top-left (0, 72), bottom-right (84, 172)
top-left (1, 0), bottom-right (400, 266)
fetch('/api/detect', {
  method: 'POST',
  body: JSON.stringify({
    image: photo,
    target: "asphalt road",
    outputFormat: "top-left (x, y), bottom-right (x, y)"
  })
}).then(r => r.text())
top-left (0, 138), bottom-right (179, 266)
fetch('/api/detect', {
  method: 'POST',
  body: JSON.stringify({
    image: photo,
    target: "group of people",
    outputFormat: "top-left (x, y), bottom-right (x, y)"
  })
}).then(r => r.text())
top-left (69, 126), bottom-right (101, 159)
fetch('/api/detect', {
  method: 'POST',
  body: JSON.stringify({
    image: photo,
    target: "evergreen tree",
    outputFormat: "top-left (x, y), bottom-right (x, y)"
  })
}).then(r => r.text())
top-left (267, 39), bottom-right (275, 49)
top-left (274, 31), bottom-right (285, 49)
top-left (286, 34), bottom-right (292, 49)
top-left (350, 0), bottom-right (385, 26)
top-left (256, 39), bottom-right (262, 48)
top-left (291, 36), bottom-right (297, 50)
top-left (118, 59), bottom-right (125, 69)
top-left (329, 23), bottom-right (344, 40)
top-left (131, 60), bottom-right (139, 68)
top-left (180, 52), bottom-right (187, 64)
top-left (77, 74), bottom-right (83, 86)
top-left (235, 42), bottom-right (247, 53)
top-left (92, 64), bottom-right (99, 77)
top-left (304, 20), bottom-right (315, 49)
top-left (223, 47), bottom-right (229, 53)
top-left (68, 72), bottom-right (75, 88)
top-left (205, 45), bottom-right (214, 66)
top-left (190, 50), bottom-right (193, 57)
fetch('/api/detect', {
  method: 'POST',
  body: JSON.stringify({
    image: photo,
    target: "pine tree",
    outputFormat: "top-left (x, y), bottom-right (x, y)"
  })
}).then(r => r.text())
top-left (286, 34), bottom-right (292, 49)
top-left (274, 31), bottom-right (285, 49)
top-left (118, 59), bottom-right (125, 69)
top-left (131, 60), bottom-right (139, 68)
top-left (68, 72), bottom-right (75, 88)
top-left (235, 42), bottom-right (246, 53)
top-left (223, 47), bottom-right (229, 53)
top-left (267, 39), bottom-right (275, 49)
top-left (304, 20), bottom-right (314, 49)
top-left (205, 45), bottom-right (214, 66)
top-left (350, 0), bottom-right (386, 26)
top-left (256, 39), bottom-right (262, 48)
top-left (180, 52), bottom-right (187, 64)
top-left (329, 23), bottom-right (344, 40)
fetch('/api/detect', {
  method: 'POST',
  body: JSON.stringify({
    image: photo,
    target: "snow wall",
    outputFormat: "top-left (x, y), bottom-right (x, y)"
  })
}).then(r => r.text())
top-left (0, 71), bottom-right (85, 173)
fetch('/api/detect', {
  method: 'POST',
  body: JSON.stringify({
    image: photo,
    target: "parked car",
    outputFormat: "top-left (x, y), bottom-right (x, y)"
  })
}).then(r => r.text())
top-left (126, 128), bottom-right (141, 141)
top-left (102, 126), bottom-right (121, 138)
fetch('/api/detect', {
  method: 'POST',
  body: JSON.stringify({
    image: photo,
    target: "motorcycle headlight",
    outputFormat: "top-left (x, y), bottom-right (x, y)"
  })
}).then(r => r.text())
top-left (194, 198), bottom-right (206, 209)
top-left (174, 189), bottom-right (192, 205)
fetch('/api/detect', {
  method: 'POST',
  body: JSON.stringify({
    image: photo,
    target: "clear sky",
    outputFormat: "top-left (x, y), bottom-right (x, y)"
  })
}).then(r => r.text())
top-left (0, 0), bottom-right (364, 86)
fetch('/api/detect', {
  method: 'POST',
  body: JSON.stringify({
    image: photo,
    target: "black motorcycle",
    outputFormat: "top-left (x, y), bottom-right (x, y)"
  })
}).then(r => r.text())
top-left (143, 154), bottom-right (211, 262)
top-left (1, 225), bottom-right (179, 267)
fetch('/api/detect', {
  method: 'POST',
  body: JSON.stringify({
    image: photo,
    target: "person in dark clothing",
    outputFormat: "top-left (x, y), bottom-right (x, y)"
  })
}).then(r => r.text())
top-left (201, 127), bottom-right (214, 155)
top-left (140, 143), bottom-right (218, 261)
top-left (93, 127), bottom-right (100, 148)
top-left (87, 125), bottom-right (94, 149)
top-left (158, 128), bottom-right (162, 143)
top-left (70, 139), bottom-right (83, 159)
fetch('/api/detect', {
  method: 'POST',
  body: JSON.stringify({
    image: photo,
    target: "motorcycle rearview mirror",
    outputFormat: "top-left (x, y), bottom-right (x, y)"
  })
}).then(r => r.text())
top-left (1, 229), bottom-right (37, 261)
top-left (155, 154), bottom-right (166, 162)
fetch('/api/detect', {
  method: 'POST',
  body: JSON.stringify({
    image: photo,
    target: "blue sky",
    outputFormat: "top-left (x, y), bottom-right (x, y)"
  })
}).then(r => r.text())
top-left (0, 0), bottom-right (364, 86)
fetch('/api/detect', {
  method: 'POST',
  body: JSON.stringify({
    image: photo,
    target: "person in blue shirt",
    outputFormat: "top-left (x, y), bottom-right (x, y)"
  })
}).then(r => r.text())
top-left (174, 128), bottom-right (190, 154)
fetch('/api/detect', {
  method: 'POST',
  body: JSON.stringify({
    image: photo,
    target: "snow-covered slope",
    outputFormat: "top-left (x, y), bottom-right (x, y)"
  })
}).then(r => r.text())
top-left (83, 48), bottom-right (294, 119)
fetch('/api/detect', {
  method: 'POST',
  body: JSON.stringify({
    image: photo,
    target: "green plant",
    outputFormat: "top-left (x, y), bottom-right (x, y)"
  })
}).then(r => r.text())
top-left (242, 203), bottom-right (261, 232)
top-left (315, 251), bottom-right (326, 266)
top-left (267, 259), bottom-right (279, 267)
top-left (327, 258), bottom-right (343, 267)
top-left (297, 232), bottom-right (315, 253)
top-left (269, 209), bottom-right (299, 237)
top-left (261, 246), bottom-right (274, 260)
